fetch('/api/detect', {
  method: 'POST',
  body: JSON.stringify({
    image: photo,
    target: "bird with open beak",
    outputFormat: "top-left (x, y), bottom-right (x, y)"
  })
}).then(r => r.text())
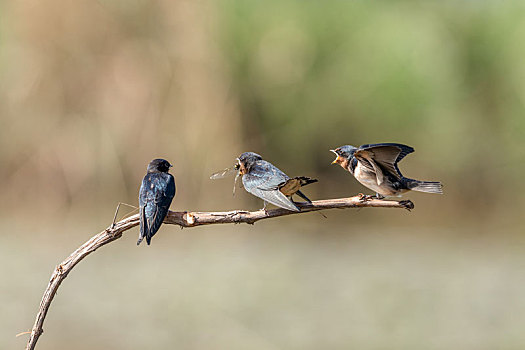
top-left (214, 152), bottom-right (318, 212)
top-left (330, 143), bottom-right (442, 198)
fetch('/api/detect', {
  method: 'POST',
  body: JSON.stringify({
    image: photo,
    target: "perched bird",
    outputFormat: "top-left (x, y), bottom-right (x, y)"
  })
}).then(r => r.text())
top-left (213, 152), bottom-right (317, 211)
top-left (138, 159), bottom-right (176, 245)
top-left (330, 143), bottom-right (442, 198)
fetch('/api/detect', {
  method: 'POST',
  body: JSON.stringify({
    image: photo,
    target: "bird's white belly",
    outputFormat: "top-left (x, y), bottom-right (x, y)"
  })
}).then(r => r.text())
top-left (353, 163), bottom-right (398, 196)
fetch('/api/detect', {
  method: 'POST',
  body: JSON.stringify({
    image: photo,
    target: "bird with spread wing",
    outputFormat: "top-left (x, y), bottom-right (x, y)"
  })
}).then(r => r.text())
top-left (331, 143), bottom-right (442, 198)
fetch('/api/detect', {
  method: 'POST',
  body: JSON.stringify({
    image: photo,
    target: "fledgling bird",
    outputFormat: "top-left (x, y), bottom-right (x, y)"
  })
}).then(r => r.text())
top-left (330, 143), bottom-right (442, 198)
top-left (212, 152), bottom-right (317, 211)
top-left (138, 159), bottom-right (176, 245)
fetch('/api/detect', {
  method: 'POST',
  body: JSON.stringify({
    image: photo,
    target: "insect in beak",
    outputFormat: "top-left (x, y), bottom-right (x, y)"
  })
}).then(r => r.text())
top-left (233, 172), bottom-right (240, 196)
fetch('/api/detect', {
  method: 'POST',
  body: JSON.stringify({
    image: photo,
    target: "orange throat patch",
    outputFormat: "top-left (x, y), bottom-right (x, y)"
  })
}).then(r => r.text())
top-left (333, 156), bottom-right (349, 170)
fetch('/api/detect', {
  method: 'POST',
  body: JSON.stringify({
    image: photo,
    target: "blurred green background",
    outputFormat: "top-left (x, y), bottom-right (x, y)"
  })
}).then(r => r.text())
top-left (2, 1), bottom-right (525, 349)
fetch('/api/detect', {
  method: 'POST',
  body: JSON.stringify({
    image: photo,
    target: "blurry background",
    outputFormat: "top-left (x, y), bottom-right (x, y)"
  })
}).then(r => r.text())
top-left (2, 1), bottom-right (525, 349)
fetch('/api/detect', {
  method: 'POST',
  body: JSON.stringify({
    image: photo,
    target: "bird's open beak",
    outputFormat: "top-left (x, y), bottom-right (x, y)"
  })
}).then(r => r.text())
top-left (331, 156), bottom-right (343, 165)
top-left (330, 150), bottom-right (341, 164)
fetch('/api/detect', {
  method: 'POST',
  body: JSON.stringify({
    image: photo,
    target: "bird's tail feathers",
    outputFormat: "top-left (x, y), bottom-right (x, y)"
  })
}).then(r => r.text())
top-left (294, 176), bottom-right (318, 187)
top-left (405, 179), bottom-right (443, 194)
top-left (295, 190), bottom-right (313, 204)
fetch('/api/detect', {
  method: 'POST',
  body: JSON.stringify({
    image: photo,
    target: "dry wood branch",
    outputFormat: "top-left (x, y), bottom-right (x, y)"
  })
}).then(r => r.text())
top-left (25, 196), bottom-right (413, 350)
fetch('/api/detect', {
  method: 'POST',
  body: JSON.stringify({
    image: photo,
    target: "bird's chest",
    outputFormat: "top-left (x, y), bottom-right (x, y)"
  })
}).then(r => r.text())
top-left (354, 163), bottom-right (380, 189)
top-left (353, 162), bottom-right (398, 196)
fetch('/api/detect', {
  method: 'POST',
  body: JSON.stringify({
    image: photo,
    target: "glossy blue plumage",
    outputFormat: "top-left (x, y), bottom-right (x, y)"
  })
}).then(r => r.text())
top-left (138, 159), bottom-right (176, 245)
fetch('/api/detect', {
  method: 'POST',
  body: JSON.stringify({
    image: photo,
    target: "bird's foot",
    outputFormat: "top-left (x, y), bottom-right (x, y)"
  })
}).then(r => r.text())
top-left (358, 193), bottom-right (375, 202)
top-left (259, 208), bottom-right (269, 216)
top-left (261, 201), bottom-right (269, 216)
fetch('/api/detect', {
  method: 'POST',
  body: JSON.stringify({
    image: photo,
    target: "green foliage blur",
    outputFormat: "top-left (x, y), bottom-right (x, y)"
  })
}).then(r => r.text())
top-left (220, 0), bottom-right (525, 204)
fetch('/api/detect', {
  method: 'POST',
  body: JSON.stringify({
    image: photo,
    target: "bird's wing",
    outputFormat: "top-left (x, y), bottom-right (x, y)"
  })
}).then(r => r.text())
top-left (279, 177), bottom-right (317, 196)
top-left (138, 204), bottom-right (147, 245)
top-left (141, 173), bottom-right (176, 244)
top-left (252, 161), bottom-right (290, 190)
top-left (353, 151), bottom-right (385, 185)
top-left (355, 143), bottom-right (414, 178)
top-left (138, 177), bottom-right (151, 244)
top-left (242, 161), bottom-right (299, 211)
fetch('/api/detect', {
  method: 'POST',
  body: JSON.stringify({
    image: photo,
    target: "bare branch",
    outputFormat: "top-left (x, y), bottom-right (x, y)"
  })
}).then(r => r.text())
top-left (166, 196), bottom-right (414, 226)
top-left (25, 196), bottom-right (413, 350)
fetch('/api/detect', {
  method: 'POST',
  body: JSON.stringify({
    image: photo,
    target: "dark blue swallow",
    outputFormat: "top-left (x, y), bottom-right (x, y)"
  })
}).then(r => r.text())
top-left (235, 152), bottom-right (317, 211)
top-left (330, 143), bottom-right (442, 198)
top-left (137, 159), bottom-right (176, 245)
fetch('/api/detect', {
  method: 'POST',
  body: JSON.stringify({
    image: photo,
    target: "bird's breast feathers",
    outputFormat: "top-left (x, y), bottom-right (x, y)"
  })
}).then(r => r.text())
top-left (353, 162), bottom-right (400, 196)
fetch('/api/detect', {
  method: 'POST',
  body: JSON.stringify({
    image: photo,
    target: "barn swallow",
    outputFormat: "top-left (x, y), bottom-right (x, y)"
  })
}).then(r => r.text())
top-left (212, 152), bottom-right (317, 211)
top-left (330, 143), bottom-right (442, 198)
top-left (137, 159), bottom-right (176, 245)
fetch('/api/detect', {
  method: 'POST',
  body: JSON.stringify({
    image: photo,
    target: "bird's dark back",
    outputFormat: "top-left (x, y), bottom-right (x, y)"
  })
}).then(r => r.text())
top-left (140, 172), bottom-right (176, 208)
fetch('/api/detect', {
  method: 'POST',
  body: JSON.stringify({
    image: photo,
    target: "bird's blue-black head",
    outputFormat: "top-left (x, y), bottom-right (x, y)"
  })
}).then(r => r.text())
top-left (332, 145), bottom-right (356, 158)
top-left (237, 152), bottom-right (262, 174)
top-left (147, 158), bottom-right (173, 173)
top-left (330, 145), bottom-right (357, 168)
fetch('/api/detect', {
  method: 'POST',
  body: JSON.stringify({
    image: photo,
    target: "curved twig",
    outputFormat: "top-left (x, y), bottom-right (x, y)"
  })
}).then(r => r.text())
top-left (24, 196), bottom-right (413, 350)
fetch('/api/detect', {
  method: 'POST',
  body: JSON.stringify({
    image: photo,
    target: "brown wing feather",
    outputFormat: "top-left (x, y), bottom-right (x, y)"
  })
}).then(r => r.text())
top-left (354, 151), bottom-right (385, 185)
top-left (278, 177), bottom-right (317, 196)
top-left (354, 144), bottom-right (413, 178)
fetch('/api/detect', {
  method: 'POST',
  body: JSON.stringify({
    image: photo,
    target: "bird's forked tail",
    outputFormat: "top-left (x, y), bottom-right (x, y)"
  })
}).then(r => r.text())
top-left (405, 179), bottom-right (443, 194)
